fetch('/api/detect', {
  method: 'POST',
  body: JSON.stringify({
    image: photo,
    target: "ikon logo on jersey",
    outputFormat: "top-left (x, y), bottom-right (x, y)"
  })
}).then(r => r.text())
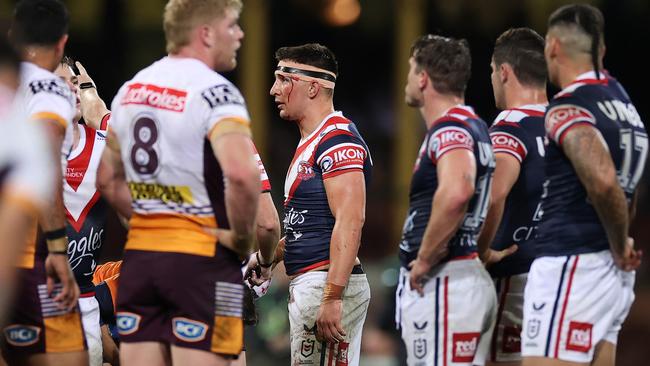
top-left (172, 318), bottom-right (208, 342)
top-left (490, 132), bottom-right (527, 162)
top-left (122, 83), bottom-right (187, 112)
top-left (116, 312), bottom-right (141, 335)
top-left (545, 105), bottom-right (595, 142)
top-left (318, 143), bottom-right (366, 173)
top-left (430, 126), bottom-right (474, 160)
top-left (3, 325), bottom-right (41, 346)
top-left (566, 321), bottom-right (592, 353)
top-left (452, 332), bottom-right (480, 362)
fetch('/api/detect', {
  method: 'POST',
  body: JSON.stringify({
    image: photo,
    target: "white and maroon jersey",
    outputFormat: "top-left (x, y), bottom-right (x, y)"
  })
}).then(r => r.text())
top-left (63, 122), bottom-right (108, 294)
top-left (488, 105), bottom-right (546, 278)
top-left (11, 62), bottom-right (75, 268)
top-left (282, 112), bottom-right (372, 276)
top-left (109, 56), bottom-right (252, 257)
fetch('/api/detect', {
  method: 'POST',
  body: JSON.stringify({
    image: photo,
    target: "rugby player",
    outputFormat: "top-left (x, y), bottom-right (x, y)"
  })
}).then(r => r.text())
top-left (2, 0), bottom-right (88, 364)
top-left (269, 43), bottom-right (372, 366)
top-left (476, 28), bottom-right (548, 366)
top-left (54, 56), bottom-right (111, 366)
top-left (103, 0), bottom-right (260, 365)
top-left (521, 4), bottom-right (646, 366)
top-left (396, 34), bottom-right (497, 366)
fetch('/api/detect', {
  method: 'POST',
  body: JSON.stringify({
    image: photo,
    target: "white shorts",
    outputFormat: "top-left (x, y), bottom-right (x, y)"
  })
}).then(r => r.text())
top-left (396, 258), bottom-right (497, 366)
top-left (522, 250), bottom-right (635, 363)
top-left (488, 273), bottom-right (527, 363)
top-left (288, 271), bottom-right (370, 366)
top-left (79, 295), bottom-right (102, 366)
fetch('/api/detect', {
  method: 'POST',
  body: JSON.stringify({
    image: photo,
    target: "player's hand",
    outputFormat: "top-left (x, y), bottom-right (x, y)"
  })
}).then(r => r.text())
top-left (316, 300), bottom-right (346, 343)
top-left (45, 253), bottom-right (80, 311)
top-left (614, 237), bottom-right (642, 272)
top-left (75, 61), bottom-right (95, 86)
top-left (408, 257), bottom-right (433, 296)
top-left (245, 251), bottom-right (273, 286)
top-left (214, 228), bottom-right (254, 257)
top-left (482, 245), bottom-right (518, 267)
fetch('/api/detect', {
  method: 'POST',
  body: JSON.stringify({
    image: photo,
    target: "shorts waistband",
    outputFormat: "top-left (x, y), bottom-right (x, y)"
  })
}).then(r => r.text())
top-left (318, 264), bottom-right (364, 275)
top-left (79, 291), bottom-right (96, 298)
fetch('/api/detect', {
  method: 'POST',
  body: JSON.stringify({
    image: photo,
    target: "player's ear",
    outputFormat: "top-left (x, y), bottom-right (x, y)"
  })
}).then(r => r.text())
top-left (500, 63), bottom-right (510, 84)
top-left (308, 81), bottom-right (320, 99)
top-left (198, 24), bottom-right (213, 48)
top-left (56, 34), bottom-right (68, 56)
top-left (418, 70), bottom-right (428, 90)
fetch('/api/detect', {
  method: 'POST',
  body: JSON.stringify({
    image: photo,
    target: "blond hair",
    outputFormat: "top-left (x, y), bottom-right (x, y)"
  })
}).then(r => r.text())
top-left (163, 0), bottom-right (242, 54)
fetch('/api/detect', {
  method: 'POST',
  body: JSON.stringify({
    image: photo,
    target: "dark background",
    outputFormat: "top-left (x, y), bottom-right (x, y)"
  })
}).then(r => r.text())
top-left (1, 0), bottom-right (648, 364)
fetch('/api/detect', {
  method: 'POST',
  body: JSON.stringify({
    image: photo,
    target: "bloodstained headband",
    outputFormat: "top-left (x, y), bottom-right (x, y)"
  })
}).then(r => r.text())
top-left (275, 61), bottom-right (336, 89)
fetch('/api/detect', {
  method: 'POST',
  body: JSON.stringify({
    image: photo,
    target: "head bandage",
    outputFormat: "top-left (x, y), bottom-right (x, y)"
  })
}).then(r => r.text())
top-left (275, 61), bottom-right (336, 89)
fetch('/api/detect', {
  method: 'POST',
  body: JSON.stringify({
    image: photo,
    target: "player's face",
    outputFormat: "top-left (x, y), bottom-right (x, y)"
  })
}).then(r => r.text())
top-left (210, 7), bottom-right (244, 72)
top-left (54, 64), bottom-right (81, 122)
top-left (404, 57), bottom-right (423, 108)
top-left (490, 60), bottom-right (505, 110)
top-left (270, 71), bottom-right (307, 121)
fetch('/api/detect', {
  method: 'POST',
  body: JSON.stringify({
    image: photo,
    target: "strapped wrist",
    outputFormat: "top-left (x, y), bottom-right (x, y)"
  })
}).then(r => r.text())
top-left (256, 251), bottom-right (273, 268)
top-left (322, 282), bottom-right (345, 302)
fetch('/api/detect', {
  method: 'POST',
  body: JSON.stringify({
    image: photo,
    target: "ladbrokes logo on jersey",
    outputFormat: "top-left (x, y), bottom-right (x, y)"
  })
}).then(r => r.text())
top-left (452, 332), bottom-right (480, 362)
top-left (121, 83), bottom-right (187, 112)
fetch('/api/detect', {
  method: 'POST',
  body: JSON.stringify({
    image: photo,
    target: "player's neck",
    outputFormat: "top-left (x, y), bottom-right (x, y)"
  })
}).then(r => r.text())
top-left (171, 48), bottom-right (215, 70)
top-left (557, 61), bottom-right (595, 89)
top-left (422, 94), bottom-right (464, 129)
top-left (297, 102), bottom-right (335, 139)
top-left (22, 46), bottom-right (58, 72)
top-left (505, 85), bottom-right (547, 109)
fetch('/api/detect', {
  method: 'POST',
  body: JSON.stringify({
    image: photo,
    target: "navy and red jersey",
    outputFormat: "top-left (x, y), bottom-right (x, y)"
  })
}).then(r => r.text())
top-left (487, 104), bottom-right (546, 278)
top-left (398, 105), bottom-right (495, 268)
top-left (282, 112), bottom-right (372, 276)
top-left (535, 71), bottom-right (647, 257)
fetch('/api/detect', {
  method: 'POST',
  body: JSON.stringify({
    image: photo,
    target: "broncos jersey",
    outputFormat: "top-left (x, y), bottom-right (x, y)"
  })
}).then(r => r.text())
top-left (488, 105), bottom-right (547, 278)
top-left (283, 112), bottom-right (372, 276)
top-left (110, 56), bottom-right (252, 257)
top-left (399, 105), bottom-right (495, 268)
top-left (535, 71), bottom-right (647, 257)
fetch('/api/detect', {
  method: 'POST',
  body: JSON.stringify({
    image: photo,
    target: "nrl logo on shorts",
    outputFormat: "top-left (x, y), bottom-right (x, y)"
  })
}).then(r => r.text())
top-left (300, 339), bottom-right (315, 358)
top-left (527, 318), bottom-right (541, 339)
top-left (414, 338), bottom-right (427, 359)
top-left (3, 325), bottom-right (41, 346)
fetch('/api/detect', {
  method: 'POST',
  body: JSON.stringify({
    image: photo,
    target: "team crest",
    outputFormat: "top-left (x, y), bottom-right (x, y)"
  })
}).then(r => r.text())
top-left (297, 161), bottom-right (315, 180)
top-left (301, 339), bottom-right (315, 358)
top-left (527, 319), bottom-right (541, 339)
top-left (414, 338), bottom-right (427, 359)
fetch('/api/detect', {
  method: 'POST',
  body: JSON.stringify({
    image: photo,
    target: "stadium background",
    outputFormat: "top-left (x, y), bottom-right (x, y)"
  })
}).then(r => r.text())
top-left (1, 0), bottom-right (649, 364)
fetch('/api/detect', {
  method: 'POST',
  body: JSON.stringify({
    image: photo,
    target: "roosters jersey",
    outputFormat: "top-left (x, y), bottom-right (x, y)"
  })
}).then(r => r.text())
top-left (64, 121), bottom-right (109, 293)
top-left (283, 112), bottom-right (372, 276)
top-left (12, 62), bottom-right (75, 268)
top-left (110, 56), bottom-right (251, 257)
top-left (488, 105), bottom-right (547, 278)
top-left (535, 72), bottom-right (647, 257)
top-left (398, 106), bottom-right (495, 268)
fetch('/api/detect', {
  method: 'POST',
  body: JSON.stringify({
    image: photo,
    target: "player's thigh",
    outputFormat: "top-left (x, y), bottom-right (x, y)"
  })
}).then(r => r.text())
top-left (120, 341), bottom-right (169, 366)
top-left (230, 350), bottom-right (246, 366)
top-left (490, 274), bottom-right (527, 364)
top-left (590, 341), bottom-right (615, 366)
top-left (521, 356), bottom-right (588, 366)
top-left (13, 351), bottom-right (88, 366)
top-left (79, 296), bottom-right (103, 366)
top-left (170, 345), bottom-right (230, 366)
top-left (397, 269), bottom-right (437, 366)
top-left (288, 272), bottom-right (327, 363)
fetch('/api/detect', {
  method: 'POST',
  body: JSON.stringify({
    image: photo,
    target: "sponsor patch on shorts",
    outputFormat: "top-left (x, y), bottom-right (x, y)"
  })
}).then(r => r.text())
top-left (566, 321), bottom-right (592, 353)
top-left (172, 317), bottom-right (208, 342)
top-left (116, 312), bottom-right (141, 335)
top-left (3, 324), bottom-right (41, 346)
top-left (452, 332), bottom-right (480, 363)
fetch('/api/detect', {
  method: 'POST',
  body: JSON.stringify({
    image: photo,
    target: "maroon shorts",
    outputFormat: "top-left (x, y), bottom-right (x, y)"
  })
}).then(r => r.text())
top-left (116, 247), bottom-right (244, 356)
top-left (1, 259), bottom-right (86, 357)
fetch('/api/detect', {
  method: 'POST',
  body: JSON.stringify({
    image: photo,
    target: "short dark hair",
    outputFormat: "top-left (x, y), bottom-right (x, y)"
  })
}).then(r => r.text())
top-left (274, 43), bottom-right (338, 77)
top-left (0, 37), bottom-right (21, 74)
top-left (411, 35), bottom-right (471, 97)
top-left (493, 28), bottom-right (547, 88)
top-left (548, 4), bottom-right (604, 78)
top-left (11, 0), bottom-right (69, 46)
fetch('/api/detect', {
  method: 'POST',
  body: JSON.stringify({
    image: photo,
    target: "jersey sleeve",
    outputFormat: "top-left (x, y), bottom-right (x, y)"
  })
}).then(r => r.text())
top-left (199, 81), bottom-right (251, 136)
top-left (545, 96), bottom-right (597, 146)
top-left (428, 122), bottom-right (474, 162)
top-left (315, 130), bottom-right (369, 180)
top-left (250, 141), bottom-right (271, 192)
top-left (25, 77), bottom-right (75, 129)
top-left (489, 120), bottom-right (529, 163)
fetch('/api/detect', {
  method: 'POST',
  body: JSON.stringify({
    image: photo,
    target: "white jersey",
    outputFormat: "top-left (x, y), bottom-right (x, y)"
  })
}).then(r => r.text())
top-left (109, 56), bottom-right (251, 257)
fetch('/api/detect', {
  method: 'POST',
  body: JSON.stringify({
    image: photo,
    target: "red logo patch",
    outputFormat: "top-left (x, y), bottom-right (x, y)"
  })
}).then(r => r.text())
top-left (566, 321), bottom-right (592, 353)
top-left (121, 83), bottom-right (187, 112)
top-left (545, 105), bottom-right (595, 141)
top-left (336, 341), bottom-right (349, 365)
top-left (452, 332), bottom-right (480, 362)
top-left (297, 161), bottom-right (315, 180)
top-left (501, 325), bottom-right (521, 353)
top-left (490, 132), bottom-right (527, 161)
top-left (430, 126), bottom-right (473, 160)
top-left (318, 143), bottom-right (365, 174)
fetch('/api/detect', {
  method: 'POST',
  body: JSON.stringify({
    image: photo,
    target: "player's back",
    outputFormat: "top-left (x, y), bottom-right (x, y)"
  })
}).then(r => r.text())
top-left (110, 56), bottom-right (250, 257)
top-left (536, 72), bottom-right (647, 257)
